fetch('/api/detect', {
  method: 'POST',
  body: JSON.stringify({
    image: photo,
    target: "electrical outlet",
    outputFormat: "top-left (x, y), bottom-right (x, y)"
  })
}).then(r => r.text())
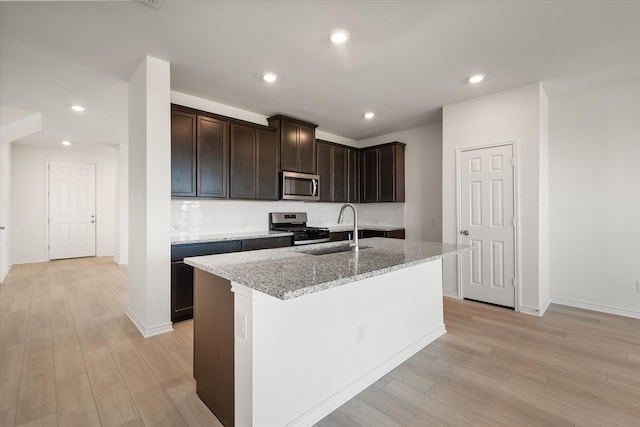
top-left (357, 324), bottom-right (365, 344)
top-left (236, 313), bottom-right (248, 340)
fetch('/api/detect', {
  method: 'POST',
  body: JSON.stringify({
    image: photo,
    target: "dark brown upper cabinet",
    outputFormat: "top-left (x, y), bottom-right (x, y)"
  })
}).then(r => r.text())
top-left (267, 115), bottom-right (318, 174)
top-left (317, 139), bottom-right (348, 203)
top-left (198, 116), bottom-right (229, 198)
top-left (360, 142), bottom-right (405, 203)
top-left (229, 123), bottom-right (279, 200)
top-left (171, 110), bottom-right (197, 197)
top-left (348, 147), bottom-right (359, 202)
top-left (171, 106), bottom-right (228, 198)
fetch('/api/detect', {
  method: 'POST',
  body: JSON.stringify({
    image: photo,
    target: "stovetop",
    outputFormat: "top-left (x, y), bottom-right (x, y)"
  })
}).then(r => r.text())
top-left (270, 212), bottom-right (330, 244)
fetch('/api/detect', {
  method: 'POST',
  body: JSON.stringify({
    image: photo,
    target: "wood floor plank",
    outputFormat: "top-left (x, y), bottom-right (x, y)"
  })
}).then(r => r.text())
top-left (15, 412), bottom-right (58, 427)
top-left (14, 345), bottom-right (56, 426)
top-left (334, 397), bottom-right (405, 427)
top-left (55, 373), bottom-right (101, 427)
top-left (426, 383), bottom-right (535, 427)
top-left (4, 258), bottom-right (640, 427)
top-left (165, 380), bottom-right (224, 427)
top-left (83, 346), bottom-right (140, 427)
top-left (0, 407), bottom-right (16, 427)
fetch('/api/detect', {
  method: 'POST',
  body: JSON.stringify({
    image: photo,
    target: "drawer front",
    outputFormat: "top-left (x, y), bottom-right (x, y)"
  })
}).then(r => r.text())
top-left (171, 240), bottom-right (242, 261)
top-left (241, 236), bottom-right (292, 251)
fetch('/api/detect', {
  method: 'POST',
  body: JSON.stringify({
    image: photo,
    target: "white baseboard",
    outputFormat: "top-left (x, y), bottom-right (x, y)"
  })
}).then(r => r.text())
top-left (443, 289), bottom-right (460, 299)
top-left (126, 307), bottom-right (173, 338)
top-left (0, 264), bottom-right (11, 284)
top-left (518, 305), bottom-right (545, 317)
top-left (551, 297), bottom-right (640, 320)
top-left (287, 324), bottom-right (447, 427)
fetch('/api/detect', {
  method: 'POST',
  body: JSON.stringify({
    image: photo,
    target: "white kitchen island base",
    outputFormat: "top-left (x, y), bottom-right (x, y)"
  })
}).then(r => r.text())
top-left (231, 258), bottom-right (445, 427)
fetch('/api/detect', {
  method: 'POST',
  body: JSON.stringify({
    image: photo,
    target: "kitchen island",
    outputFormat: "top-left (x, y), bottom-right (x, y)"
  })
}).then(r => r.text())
top-left (185, 238), bottom-right (468, 427)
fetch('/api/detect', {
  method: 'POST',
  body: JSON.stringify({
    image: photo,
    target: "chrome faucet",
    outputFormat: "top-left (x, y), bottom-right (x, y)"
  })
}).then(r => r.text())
top-left (337, 203), bottom-right (358, 252)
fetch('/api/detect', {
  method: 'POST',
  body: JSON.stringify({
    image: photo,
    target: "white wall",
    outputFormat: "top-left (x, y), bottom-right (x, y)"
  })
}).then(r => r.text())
top-left (10, 144), bottom-right (117, 264)
top-left (442, 83), bottom-right (549, 315)
top-left (127, 56), bottom-right (172, 337)
top-left (114, 144), bottom-right (128, 265)
top-left (549, 78), bottom-right (640, 318)
top-left (358, 123), bottom-right (443, 242)
top-left (0, 143), bottom-right (11, 281)
top-left (171, 91), bottom-right (358, 148)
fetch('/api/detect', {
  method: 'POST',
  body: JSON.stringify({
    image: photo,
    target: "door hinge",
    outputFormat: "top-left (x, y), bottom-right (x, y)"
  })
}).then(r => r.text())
top-left (511, 158), bottom-right (515, 167)
top-left (512, 278), bottom-right (517, 288)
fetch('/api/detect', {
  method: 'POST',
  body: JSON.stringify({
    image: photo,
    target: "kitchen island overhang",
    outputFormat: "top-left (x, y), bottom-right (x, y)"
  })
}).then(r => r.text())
top-left (185, 238), bottom-right (469, 427)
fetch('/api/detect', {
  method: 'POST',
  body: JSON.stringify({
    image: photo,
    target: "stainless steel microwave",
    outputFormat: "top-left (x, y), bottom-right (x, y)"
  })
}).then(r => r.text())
top-left (281, 171), bottom-right (320, 201)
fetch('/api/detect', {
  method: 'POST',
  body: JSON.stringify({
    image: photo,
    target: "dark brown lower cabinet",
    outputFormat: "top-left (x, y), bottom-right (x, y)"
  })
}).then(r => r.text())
top-left (171, 261), bottom-right (195, 322)
top-left (171, 236), bottom-right (292, 323)
top-left (194, 269), bottom-right (234, 427)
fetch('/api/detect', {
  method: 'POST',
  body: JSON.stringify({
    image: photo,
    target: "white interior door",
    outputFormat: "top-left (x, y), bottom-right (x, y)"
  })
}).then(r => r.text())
top-left (460, 144), bottom-right (516, 307)
top-left (49, 160), bottom-right (96, 260)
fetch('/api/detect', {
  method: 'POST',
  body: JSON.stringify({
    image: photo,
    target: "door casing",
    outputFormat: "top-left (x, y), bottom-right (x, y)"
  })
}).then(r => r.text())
top-left (455, 141), bottom-right (521, 311)
top-left (48, 159), bottom-right (97, 260)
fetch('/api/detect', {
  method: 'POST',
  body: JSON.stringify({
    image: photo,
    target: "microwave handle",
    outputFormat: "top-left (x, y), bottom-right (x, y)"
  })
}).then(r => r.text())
top-left (312, 179), bottom-right (318, 197)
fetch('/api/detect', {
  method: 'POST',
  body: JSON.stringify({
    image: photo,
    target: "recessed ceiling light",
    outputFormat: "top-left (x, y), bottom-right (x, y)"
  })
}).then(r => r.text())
top-left (330, 30), bottom-right (350, 44)
top-left (61, 140), bottom-right (71, 146)
top-left (364, 112), bottom-right (375, 120)
top-left (262, 72), bottom-right (278, 83)
top-left (71, 105), bottom-right (85, 112)
top-left (468, 74), bottom-right (485, 84)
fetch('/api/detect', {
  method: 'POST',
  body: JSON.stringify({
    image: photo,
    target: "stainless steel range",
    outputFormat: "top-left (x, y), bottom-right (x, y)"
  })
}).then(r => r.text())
top-left (269, 212), bottom-right (330, 245)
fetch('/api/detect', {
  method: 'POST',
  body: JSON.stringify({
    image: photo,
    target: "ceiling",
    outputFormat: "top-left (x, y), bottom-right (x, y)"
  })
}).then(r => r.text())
top-left (1, 0), bottom-right (639, 149)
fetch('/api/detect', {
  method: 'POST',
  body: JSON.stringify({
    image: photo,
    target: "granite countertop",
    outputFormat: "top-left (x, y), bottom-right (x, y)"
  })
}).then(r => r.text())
top-left (171, 230), bottom-right (292, 245)
top-left (184, 238), bottom-right (469, 300)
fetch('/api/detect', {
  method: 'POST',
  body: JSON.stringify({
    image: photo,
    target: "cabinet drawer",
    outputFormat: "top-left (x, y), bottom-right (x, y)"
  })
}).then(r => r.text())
top-left (241, 236), bottom-right (292, 251)
top-left (171, 240), bottom-right (242, 261)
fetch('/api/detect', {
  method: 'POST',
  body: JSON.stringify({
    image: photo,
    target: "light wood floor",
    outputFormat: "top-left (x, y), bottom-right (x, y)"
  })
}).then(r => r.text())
top-left (1, 258), bottom-right (638, 426)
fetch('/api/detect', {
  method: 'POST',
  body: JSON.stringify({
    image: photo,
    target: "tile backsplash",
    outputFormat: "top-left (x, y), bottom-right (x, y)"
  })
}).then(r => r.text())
top-left (171, 199), bottom-right (404, 235)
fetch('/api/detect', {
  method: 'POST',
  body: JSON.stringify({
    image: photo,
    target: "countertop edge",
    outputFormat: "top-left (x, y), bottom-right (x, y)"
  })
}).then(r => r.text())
top-left (185, 240), bottom-right (470, 301)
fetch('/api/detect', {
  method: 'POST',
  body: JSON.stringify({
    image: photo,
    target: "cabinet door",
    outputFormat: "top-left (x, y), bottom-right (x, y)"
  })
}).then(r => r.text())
top-left (198, 116), bottom-right (228, 198)
top-left (171, 110), bottom-right (197, 197)
top-left (378, 145), bottom-right (396, 202)
top-left (280, 120), bottom-right (299, 172)
top-left (316, 141), bottom-right (332, 202)
top-left (333, 145), bottom-right (348, 202)
top-left (229, 123), bottom-right (255, 198)
top-left (255, 130), bottom-right (279, 200)
top-left (171, 261), bottom-right (194, 322)
top-left (348, 148), bottom-right (359, 202)
top-left (298, 124), bottom-right (316, 174)
top-left (360, 149), bottom-right (378, 203)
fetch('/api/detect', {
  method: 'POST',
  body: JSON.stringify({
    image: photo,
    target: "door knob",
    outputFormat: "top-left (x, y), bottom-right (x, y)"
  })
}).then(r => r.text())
top-left (460, 230), bottom-right (469, 235)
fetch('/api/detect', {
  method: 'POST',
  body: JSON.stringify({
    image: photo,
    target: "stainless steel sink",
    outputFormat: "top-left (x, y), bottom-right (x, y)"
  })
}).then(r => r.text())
top-left (298, 245), bottom-right (370, 256)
